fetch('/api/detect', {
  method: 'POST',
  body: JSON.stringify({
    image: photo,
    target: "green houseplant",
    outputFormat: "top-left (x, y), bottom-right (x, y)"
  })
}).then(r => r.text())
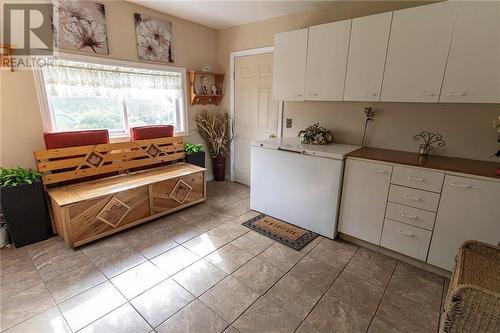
top-left (184, 143), bottom-right (205, 168)
top-left (194, 109), bottom-right (233, 181)
top-left (0, 167), bottom-right (50, 247)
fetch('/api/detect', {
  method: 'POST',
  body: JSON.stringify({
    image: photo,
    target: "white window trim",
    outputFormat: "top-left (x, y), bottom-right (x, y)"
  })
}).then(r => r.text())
top-left (33, 52), bottom-right (189, 138)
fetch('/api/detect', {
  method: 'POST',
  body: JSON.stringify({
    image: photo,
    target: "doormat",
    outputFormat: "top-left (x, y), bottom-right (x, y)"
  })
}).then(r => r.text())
top-left (242, 214), bottom-right (318, 251)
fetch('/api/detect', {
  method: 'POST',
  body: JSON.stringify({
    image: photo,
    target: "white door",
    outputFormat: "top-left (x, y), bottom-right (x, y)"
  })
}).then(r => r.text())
top-left (380, 2), bottom-right (457, 102)
top-left (234, 53), bottom-right (278, 186)
top-left (440, 1), bottom-right (500, 103)
top-left (344, 12), bottom-right (392, 101)
top-left (272, 28), bottom-right (308, 101)
top-left (338, 159), bottom-right (392, 244)
top-left (305, 20), bottom-right (351, 101)
top-left (427, 175), bottom-right (500, 270)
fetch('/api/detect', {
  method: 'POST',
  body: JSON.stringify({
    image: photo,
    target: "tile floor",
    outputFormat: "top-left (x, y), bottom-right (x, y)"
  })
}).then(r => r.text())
top-left (0, 181), bottom-right (449, 333)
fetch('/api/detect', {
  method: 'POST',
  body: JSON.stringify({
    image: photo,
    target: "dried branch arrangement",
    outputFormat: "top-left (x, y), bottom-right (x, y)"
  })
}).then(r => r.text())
top-left (194, 109), bottom-right (233, 157)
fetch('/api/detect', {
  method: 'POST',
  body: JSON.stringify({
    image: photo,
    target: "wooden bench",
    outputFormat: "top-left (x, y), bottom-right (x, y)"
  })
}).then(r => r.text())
top-left (34, 137), bottom-right (206, 248)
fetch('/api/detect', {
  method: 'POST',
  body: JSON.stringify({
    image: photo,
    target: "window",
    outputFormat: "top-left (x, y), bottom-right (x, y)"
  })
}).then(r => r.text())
top-left (36, 56), bottom-right (188, 137)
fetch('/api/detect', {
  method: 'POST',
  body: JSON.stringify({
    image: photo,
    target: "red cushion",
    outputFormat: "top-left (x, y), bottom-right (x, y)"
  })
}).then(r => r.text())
top-left (43, 130), bottom-right (109, 149)
top-left (130, 125), bottom-right (174, 140)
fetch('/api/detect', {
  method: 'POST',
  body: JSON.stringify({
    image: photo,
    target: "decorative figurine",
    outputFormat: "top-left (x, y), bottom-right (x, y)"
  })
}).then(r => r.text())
top-left (211, 84), bottom-right (217, 96)
top-left (413, 131), bottom-right (445, 156)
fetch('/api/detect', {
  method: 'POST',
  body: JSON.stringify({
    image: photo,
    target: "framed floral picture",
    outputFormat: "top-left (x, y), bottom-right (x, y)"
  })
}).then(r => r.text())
top-left (54, 0), bottom-right (109, 54)
top-left (134, 13), bottom-right (173, 63)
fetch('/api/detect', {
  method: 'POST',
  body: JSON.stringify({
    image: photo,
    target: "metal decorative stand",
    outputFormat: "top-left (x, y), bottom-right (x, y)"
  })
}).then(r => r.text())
top-left (413, 131), bottom-right (445, 156)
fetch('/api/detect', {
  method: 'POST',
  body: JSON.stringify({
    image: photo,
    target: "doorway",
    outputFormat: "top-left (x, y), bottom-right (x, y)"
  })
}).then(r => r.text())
top-left (232, 51), bottom-right (278, 186)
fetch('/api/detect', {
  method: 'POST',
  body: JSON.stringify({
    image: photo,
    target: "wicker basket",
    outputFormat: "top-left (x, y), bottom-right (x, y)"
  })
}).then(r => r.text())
top-left (440, 240), bottom-right (500, 333)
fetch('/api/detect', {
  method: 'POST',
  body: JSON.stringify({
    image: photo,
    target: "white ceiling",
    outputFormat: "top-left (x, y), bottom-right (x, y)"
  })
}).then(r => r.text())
top-left (128, 1), bottom-right (337, 30)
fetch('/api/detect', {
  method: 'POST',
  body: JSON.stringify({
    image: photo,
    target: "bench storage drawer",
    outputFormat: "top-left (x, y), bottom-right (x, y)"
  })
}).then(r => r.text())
top-left (381, 219), bottom-right (432, 261)
top-left (151, 172), bottom-right (204, 214)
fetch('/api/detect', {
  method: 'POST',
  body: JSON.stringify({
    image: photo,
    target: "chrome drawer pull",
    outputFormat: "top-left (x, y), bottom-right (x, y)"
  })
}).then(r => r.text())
top-left (401, 213), bottom-right (417, 219)
top-left (407, 176), bottom-right (424, 182)
top-left (403, 195), bottom-right (421, 201)
top-left (450, 182), bottom-right (471, 189)
top-left (371, 168), bottom-right (387, 174)
top-left (397, 229), bottom-right (414, 237)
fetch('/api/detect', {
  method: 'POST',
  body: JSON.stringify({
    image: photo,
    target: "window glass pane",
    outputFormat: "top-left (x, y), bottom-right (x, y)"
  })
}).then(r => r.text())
top-left (125, 96), bottom-right (176, 128)
top-left (50, 96), bottom-right (125, 132)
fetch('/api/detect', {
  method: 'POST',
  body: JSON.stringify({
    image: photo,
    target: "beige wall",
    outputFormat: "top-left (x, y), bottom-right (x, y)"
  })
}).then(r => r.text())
top-left (218, 1), bottom-right (499, 162)
top-left (0, 0), bottom-right (219, 170)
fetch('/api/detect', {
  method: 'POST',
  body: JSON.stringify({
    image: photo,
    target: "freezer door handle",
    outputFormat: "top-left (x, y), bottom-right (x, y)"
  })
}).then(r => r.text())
top-left (277, 147), bottom-right (305, 154)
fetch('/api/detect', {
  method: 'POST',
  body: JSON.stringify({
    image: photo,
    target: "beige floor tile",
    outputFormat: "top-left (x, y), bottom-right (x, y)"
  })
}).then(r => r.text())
top-left (199, 276), bottom-right (260, 323)
top-left (3, 306), bottom-right (71, 333)
top-left (232, 257), bottom-right (285, 294)
top-left (119, 225), bottom-right (178, 259)
top-left (305, 290), bottom-right (372, 333)
top-left (183, 233), bottom-right (229, 257)
top-left (150, 246), bottom-right (199, 277)
top-left (375, 291), bottom-right (440, 333)
top-left (231, 211), bottom-right (261, 224)
top-left (173, 259), bottom-right (227, 296)
top-left (190, 212), bottom-right (232, 233)
top-left (289, 255), bottom-right (341, 293)
top-left (265, 274), bottom-right (323, 320)
top-left (219, 197), bottom-right (250, 218)
top-left (207, 222), bottom-right (249, 244)
top-left (223, 326), bottom-right (241, 333)
top-left (387, 262), bottom-right (444, 311)
top-left (367, 318), bottom-right (402, 333)
top-left (1, 263), bottom-right (42, 298)
top-left (205, 244), bottom-right (253, 274)
top-left (80, 236), bottom-right (130, 260)
top-left (111, 261), bottom-right (168, 299)
top-left (327, 271), bottom-right (385, 317)
top-left (45, 263), bottom-right (106, 303)
top-left (91, 247), bottom-right (146, 278)
top-left (26, 237), bottom-right (67, 260)
top-left (295, 321), bottom-right (320, 333)
top-left (156, 299), bottom-right (228, 333)
top-left (131, 279), bottom-right (194, 328)
top-left (230, 231), bottom-right (274, 256)
top-left (355, 247), bottom-right (398, 269)
top-left (0, 283), bottom-right (55, 331)
top-left (307, 239), bottom-right (358, 270)
top-left (297, 236), bottom-right (324, 256)
top-left (233, 297), bottom-right (301, 333)
top-left (343, 250), bottom-right (396, 291)
top-left (257, 243), bottom-right (304, 271)
top-left (31, 247), bottom-right (91, 282)
top-left (58, 281), bottom-right (126, 332)
top-left (79, 303), bottom-right (151, 333)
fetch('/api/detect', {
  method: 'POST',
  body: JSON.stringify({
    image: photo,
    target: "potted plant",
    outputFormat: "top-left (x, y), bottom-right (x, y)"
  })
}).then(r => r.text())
top-left (298, 123), bottom-right (333, 145)
top-left (0, 167), bottom-right (50, 247)
top-left (194, 109), bottom-right (233, 181)
top-left (184, 143), bottom-right (205, 168)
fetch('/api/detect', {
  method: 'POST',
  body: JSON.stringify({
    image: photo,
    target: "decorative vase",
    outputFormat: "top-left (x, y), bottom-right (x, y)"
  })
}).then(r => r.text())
top-left (0, 180), bottom-right (50, 247)
top-left (185, 152), bottom-right (205, 168)
top-left (212, 155), bottom-right (226, 181)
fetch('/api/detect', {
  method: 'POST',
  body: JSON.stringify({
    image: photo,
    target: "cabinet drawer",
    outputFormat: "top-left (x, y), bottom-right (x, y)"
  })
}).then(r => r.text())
top-left (388, 185), bottom-right (440, 212)
top-left (381, 219), bottom-right (432, 261)
top-left (391, 166), bottom-right (444, 193)
top-left (385, 202), bottom-right (436, 230)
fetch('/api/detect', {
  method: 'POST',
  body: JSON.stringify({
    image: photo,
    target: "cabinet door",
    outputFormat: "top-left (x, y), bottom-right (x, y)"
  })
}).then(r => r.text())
top-left (380, 2), bottom-right (457, 102)
top-left (305, 20), bottom-right (351, 101)
top-left (440, 2), bottom-right (500, 103)
top-left (344, 12), bottom-right (392, 101)
top-left (272, 28), bottom-right (308, 101)
top-left (427, 175), bottom-right (500, 270)
top-left (338, 159), bottom-right (392, 244)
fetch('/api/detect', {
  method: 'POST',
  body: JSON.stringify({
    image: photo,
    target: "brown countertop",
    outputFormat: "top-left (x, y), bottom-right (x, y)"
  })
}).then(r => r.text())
top-left (348, 147), bottom-right (500, 179)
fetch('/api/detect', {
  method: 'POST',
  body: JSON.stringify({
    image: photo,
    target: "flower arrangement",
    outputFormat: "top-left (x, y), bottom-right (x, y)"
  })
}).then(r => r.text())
top-left (298, 123), bottom-right (333, 145)
top-left (194, 109), bottom-right (233, 157)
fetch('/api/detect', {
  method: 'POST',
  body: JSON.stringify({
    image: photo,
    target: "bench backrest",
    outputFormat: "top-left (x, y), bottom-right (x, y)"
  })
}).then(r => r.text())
top-left (34, 137), bottom-right (184, 185)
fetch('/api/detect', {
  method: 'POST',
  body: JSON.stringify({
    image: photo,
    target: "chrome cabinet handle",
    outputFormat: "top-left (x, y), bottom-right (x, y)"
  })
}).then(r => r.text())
top-left (401, 212), bottom-right (418, 219)
top-left (363, 91), bottom-right (378, 97)
top-left (407, 176), bottom-right (425, 182)
top-left (309, 92), bottom-right (319, 96)
top-left (371, 168), bottom-right (387, 174)
top-left (293, 93), bottom-right (303, 97)
top-left (446, 91), bottom-right (467, 97)
top-left (397, 229), bottom-right (415, 237)
top-left (417, 91), bottom-right (435, 97)
top-left (404, 195), bottom-right (421, 201)
top-left (450, 182), bottom-right (471, 189)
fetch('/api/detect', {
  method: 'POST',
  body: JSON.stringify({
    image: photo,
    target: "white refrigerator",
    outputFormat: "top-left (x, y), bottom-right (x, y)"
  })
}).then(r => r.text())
top-left (250, 138), bottom-right (360, 239)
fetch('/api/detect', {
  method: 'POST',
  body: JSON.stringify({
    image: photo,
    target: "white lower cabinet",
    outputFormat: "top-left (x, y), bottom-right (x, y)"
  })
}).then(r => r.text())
top-left (381, 219), bottom-right (432, 261)
top-left (338, 159), bottom-right (392, 244)
top-left (427, 175), bottom-right (500, 270)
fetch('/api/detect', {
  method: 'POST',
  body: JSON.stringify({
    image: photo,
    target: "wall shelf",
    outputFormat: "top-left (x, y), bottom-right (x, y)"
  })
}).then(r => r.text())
top-left (188, 70), bottom-right (224, 106)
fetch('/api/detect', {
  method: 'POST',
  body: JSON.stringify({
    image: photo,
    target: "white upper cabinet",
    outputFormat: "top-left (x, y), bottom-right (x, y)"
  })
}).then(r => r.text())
top-left (344, 12), bottom-right (392, 101)
top-left (440, 2), bottom-right (500, 103)
top-left (381, 2), bottom-right (457, 102)
top-left (305, 20), bottom-right (351, 101)
top-left (272, 28), bottom-right (308, 101)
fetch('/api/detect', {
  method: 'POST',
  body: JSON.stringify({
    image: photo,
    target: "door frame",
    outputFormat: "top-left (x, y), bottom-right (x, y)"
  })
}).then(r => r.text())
top-left (229, 46), bottom-right (276, 182)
